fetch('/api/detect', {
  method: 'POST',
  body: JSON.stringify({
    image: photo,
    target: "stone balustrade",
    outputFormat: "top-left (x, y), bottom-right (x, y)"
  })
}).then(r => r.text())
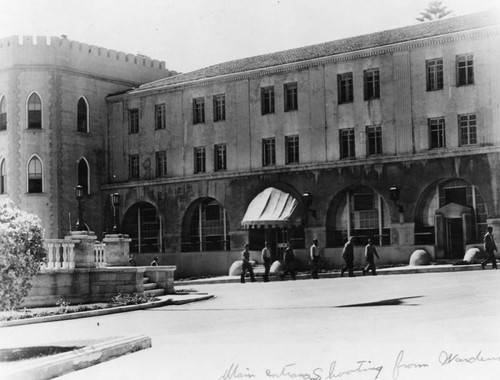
top-left (44, 239), bottom-right (78, 269)
top-left (94, 242), bottom-right (107, 268)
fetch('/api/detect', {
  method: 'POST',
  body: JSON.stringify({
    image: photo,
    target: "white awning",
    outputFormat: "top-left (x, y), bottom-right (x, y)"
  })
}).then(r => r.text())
top-left (241, 187), bottom-right (300, 228)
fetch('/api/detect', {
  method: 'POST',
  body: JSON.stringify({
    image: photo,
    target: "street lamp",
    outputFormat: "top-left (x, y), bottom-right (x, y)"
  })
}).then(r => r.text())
top-left (301, 191), bottom-right (317, 218)
top-left (111, 192), bottom-right (120, 234)
top-left (74, 185), bottom-right (86, 231)
top-left (389, 184), bottom-right (404, 222)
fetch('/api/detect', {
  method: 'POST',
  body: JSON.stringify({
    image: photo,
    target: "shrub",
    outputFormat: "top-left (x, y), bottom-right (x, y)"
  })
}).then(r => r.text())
top-left (0, 201), bottom-right (46, 311)
top-left (107, 293), bottom-right (159, 307)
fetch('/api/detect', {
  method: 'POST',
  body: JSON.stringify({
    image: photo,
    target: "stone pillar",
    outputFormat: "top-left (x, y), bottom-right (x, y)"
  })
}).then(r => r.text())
top-left (390, 223), bottom-right (415, 246)
top-left (304, 227), bottom-right (326, 248)
top-left (65, 231), bottom-right (97, 268)
top-left (229, 230), bottom-right (249, 250)
top-left (102, 234), bottom-right (132, 266)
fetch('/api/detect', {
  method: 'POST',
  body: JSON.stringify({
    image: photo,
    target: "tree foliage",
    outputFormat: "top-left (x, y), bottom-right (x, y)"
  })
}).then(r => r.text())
top-left (0, 201), bottom-right (46, 310)
top-left (416, 1), bottom-right (453, 22)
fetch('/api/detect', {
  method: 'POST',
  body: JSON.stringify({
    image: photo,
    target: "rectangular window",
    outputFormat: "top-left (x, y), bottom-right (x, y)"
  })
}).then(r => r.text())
top-left (428, 117), bottom-right (446, 149)
top-left (284, 82), bottom-right (298, 112)
top-left (128, 109), bottom-right (139, 134)
top-left (129, 154), bottom-right (140, 179)
top-left (213, 94), bottom-right (226, 122)
top-left (338, 72), bottom-right (353, 104)
top-left (214, 144), bottom-right (227, 171)
top-left (339, 128), bottom-right (355, 159)
top-left (155, 104), bottom-right (166, 130)
top-left (426, 58), bottom-right (443, 91)
top-left (364, 69), bottom-right (380, 100)
top-left (458, 113), bottom-right (477, 146)
top-left (193, 97), bottom-right (205, 124)
top-left (261, 86), bottom-right (275, 115)
top-left (366, 125), bottom-right (382, 155)
top-left (262, 138), bottom-right (276, 166)
top-left (457, 54), bottom-right (474, 86)
top-left (155, 151), bottom-right (167, 177)
top-left (285, 135), bottom-right (299, 164)
top-left (194, 146), bottom-right (206, 173)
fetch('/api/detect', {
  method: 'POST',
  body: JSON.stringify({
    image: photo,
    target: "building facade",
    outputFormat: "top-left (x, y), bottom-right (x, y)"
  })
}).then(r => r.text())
top-left (105, 12), bottom-right (500, 277)
top-left (0, 35), bottom-right (172, 238)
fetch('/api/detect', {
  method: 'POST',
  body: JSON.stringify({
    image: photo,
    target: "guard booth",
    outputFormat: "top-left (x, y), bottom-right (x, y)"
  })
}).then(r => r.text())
top-left (434, 203), bottom-right (475, 259)
top-left (241, 187), bottom-right (305, 261)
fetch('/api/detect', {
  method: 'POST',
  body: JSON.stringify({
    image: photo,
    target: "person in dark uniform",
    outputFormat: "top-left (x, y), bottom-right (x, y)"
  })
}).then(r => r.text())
top-left (310, 238), bottom-right (320, 279)
top-left (281, 241), bottom-right (296, 280)
top-left (340, 236), bottom-right (355, 277)
top-left (128, 254), bottom-right (137, 266)
top-left (481, 226), bottom-right (498, 269)
top-left (261, 241), bottom-right (272, 282)
top-left (363, 239), bottom-right (380, 276)
top-left (241, 243), bottom-right (256, 283)
top-left (150, 256), bottom-right (159, 266)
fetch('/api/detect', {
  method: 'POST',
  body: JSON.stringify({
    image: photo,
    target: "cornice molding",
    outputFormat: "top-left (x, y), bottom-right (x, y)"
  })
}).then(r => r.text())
top-left (107, 26), bottom-right (500, 102)
top-left (101, 145), bottom-right (500, 191)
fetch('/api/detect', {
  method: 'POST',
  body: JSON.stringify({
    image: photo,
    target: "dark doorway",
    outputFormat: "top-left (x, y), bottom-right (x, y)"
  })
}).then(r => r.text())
top-left (446, 218), bottom-right (464, 258)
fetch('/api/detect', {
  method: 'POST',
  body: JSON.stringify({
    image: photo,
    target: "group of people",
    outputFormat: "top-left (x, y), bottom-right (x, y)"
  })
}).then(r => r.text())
top-left (240, 236), bottom-right (381, 283)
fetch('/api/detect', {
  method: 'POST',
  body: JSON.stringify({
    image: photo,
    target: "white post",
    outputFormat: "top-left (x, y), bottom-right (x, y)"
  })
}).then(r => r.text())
top-left (67, 243), bottom-right (76, 269)
top-left (54, 243), bottom-right (62, 269)
top-left (46, 243), bottom-right (55, 269)
top-left (62, 242), bottom-right (69, 269)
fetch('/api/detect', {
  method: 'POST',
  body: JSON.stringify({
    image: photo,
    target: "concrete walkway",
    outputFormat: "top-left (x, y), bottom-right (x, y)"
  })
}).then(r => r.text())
top-left (174, 262), bottom-right (485, 285)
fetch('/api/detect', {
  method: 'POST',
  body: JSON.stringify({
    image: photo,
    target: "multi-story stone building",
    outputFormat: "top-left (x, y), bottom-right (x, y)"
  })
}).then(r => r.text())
top-left (0, 35), bottom-right (172, 238)
top-left (105, 11), bottom-right (500, 277)
top-left (2, 12), bottom-right (500, 278)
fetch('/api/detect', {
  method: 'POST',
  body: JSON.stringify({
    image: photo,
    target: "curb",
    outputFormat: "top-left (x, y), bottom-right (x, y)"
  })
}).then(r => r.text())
top-left (2, 335), bottom-right (151, 380)
top-left (0, 294), bottom-right (214, 328)
top-left (174, 263), bottom-right (485, 285)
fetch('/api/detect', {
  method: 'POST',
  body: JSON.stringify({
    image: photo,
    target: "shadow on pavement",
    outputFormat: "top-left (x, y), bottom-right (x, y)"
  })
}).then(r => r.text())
top-left (337, 296), bottom-right (423, 308)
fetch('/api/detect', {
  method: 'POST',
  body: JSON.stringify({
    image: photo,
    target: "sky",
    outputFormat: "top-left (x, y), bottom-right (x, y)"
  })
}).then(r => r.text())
top-left (0, 0), bottom-right (498, 73)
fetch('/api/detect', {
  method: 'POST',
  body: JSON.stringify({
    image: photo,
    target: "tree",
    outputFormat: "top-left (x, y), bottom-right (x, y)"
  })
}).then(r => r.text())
top-left (416, 1), bottom-right (453, 22)
top-left (0, 201), bottom-right (46, 310)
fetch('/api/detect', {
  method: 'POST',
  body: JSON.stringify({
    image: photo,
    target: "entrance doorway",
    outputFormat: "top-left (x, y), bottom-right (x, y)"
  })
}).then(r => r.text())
top-left (446, 218), bottom-right (464, 259)
top-left (435, 203), bottom-right (474, 260)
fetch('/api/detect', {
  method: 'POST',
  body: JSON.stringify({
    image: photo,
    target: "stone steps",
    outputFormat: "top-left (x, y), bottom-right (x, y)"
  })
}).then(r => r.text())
top-left (142, 275), bottom-right (165, 297)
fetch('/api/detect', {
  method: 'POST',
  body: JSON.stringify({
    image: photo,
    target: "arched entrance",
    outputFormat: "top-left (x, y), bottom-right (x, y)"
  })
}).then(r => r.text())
top-left (122, 202), bottom-right (162, 254)
top-left (181, 198), bottom-right (230, 252)
top-left (241, 187), bottom-right (305, 261)
top-left (326, 186), bottom-right (390, 247)
top-left (414, 179), bottom-right (487, 259)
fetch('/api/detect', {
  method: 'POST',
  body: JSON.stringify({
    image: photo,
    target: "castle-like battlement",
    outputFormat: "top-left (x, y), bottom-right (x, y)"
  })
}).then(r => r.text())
top-left (0, 35), bottom-right (170, 84)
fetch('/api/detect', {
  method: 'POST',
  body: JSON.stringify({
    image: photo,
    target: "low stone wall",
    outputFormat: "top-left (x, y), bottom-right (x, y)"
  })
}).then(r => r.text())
top-left (23, 266), bottom-right (176, 308)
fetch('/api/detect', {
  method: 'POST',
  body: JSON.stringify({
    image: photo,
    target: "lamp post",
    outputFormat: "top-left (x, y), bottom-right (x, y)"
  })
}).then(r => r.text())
top-left (111, 192), bottom-right (120, 234)
top-left (74, 185), bottom-right (86, 231)
top-left (301, 191), bottom-right (317, 218)
top-left (389, 185), bottom-right (404, 223)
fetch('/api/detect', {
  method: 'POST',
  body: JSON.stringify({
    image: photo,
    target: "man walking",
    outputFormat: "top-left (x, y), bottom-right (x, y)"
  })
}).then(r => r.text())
top-left (261, 241), bottom-right (272, 282)
top-left (310, 238), bottom-right (320, 279)
top-left (481, 226), bottom-right (498, 269)
top-left (363, 238), bottom-right (380, 276)
top-left (241, 243), bottom-right (256, 283)
top-left (341, 236), bottom-right (355, 277)
top-left (281, 241), bottom-right (296, 280)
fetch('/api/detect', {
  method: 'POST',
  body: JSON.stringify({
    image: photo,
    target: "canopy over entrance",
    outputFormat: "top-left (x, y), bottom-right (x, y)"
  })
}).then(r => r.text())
top-left (241, 187), bottom-right (301, 228)
top-left (435, 202), bottom-right (472, 218)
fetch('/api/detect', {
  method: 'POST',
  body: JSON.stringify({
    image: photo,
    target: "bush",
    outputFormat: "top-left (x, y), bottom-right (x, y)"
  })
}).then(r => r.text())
top-left (107, 293), bottom-right (159, 307)
top-left (0, 201), bottom-right (46, 311)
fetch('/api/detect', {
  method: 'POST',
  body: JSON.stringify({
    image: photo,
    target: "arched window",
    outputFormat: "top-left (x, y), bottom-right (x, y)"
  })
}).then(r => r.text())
top-left (181, 198), bottom-right (230, 252)
top-left (27, 93), bottom-right (42, 129)
top-left (27, 156), bottom-right (43, 193)
top-left (78, 158), bottom-right (90, 194)
top-left (0, 96), bottom-right (6, 131)
top-left (327, 186), bottom-right (390, 247)
top-left (77, 97), bottom-right (89, 133)
top-left (0, 159), bottom-right (5, 194)
top-left (122, 202), bottom-right (162, 254)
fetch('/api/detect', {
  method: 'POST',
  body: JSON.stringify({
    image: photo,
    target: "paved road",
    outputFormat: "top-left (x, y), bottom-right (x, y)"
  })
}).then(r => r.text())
top-left (2, 270), bottom-right (500, 380)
